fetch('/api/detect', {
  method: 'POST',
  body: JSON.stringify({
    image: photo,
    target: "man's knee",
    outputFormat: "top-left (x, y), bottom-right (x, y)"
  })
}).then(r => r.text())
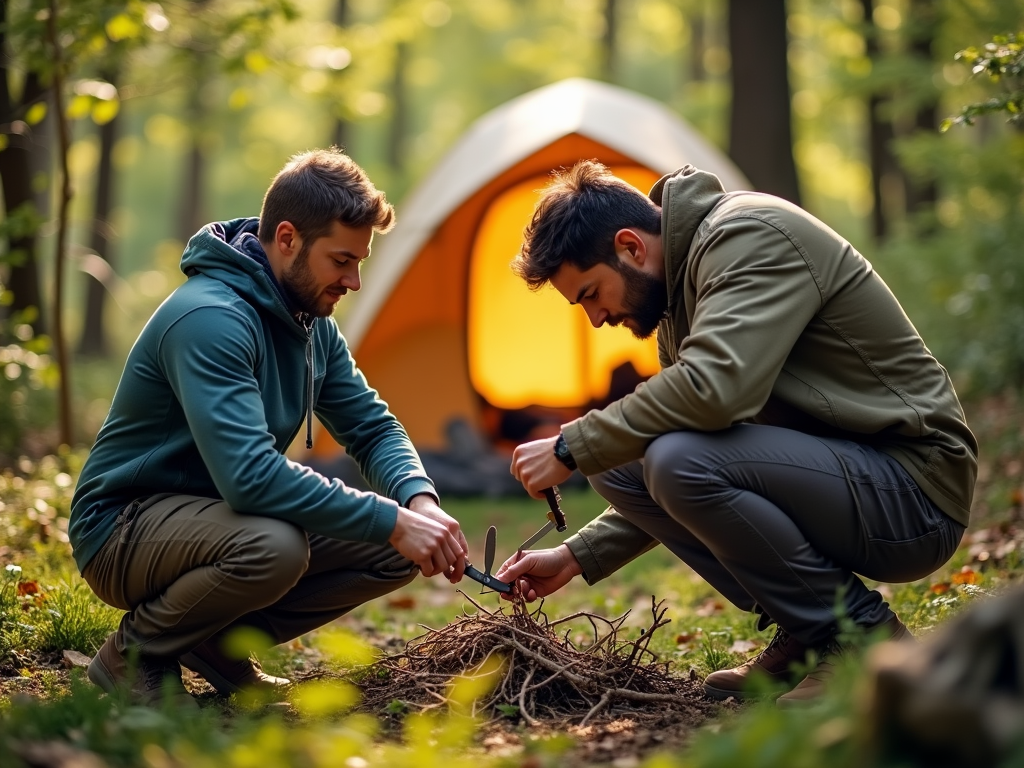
top-left (226, 515), bottom-right (310, 590)
top-left (642, 432), bottom-right (709, 510)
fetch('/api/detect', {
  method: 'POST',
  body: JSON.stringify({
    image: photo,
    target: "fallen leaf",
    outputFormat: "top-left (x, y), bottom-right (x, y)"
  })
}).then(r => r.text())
top-left (16, 581), bottom-right (39, 597)
top-left (728, 639), bottom-right (759, 654)
top-left (386, 596), bottom-right (416, 610)
top-left (695, 599), bottom-right (725, 617)
top-left (951, 566), bottom-right (980, 585)
top-left (674, 632), bottom-right (694, 644)
top-left (930, 582), bottom-right (950, 595)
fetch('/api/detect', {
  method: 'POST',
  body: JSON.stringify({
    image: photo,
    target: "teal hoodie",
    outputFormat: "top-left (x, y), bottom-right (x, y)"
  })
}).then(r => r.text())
top-left (70, 218), bottom-right (435, 572)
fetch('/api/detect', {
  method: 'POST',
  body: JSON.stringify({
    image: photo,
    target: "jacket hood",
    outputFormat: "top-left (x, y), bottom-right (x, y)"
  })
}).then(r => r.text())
top-left (180, 217), bottom-right (302, 334)
top-left (649, 166), bottom-right (727, 303)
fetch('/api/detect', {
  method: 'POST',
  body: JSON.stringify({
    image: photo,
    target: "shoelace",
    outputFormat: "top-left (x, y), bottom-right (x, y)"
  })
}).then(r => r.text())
top-left (756, 628), bottom-right (792, 663)
top-left (141, 658), bottom-right (181, 691)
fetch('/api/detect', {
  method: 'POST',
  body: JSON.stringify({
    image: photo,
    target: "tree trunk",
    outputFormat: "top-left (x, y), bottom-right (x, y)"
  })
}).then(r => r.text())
top-left (178, 83), bottom-right (205, 243)
top-left (387, 40), bottom-right (408, 174)
top-left (45, 0), bottom-right (73, 447)
top-left (78, 70), bottom-right (119, 357)
top-left (0, 1), bottom-right (45, 335)
top-left (727, 0), bottom-right (801, 204)
top-left (903, 0), bottom-right (938, 214)
top-left (688, 3), bottom-right (706, 83)
top-left (602, 0), bottom-right (618, 82)
top-left (331, 0), bottom-right (350, 152)
top-left (860, 0), bottom-right (899, 242)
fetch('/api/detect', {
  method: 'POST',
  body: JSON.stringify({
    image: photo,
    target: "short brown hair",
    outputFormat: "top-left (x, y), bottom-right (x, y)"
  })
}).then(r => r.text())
top-left (258, 147), bottom-right (395, 244)
top-left (512, 160), bottom-right (661, 290)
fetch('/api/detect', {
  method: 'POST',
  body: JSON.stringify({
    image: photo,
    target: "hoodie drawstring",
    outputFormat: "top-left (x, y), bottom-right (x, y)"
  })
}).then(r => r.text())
top-left (304, 322), bottom-right (314, 450)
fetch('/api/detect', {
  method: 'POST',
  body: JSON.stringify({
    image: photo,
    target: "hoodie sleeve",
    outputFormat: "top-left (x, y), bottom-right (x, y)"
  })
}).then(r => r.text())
top-left (314, 320), bottom-right (437, 507)
top-left (158, 305), bottom-right (400, 544)
top-left (563, 215), bottom-right (824, 475)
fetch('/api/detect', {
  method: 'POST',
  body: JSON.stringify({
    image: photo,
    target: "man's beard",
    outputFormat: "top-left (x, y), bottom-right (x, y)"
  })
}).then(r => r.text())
top-left (281, 243), bottom-right (331, 318)
top-left (613, 261), bottom-right (668, 340)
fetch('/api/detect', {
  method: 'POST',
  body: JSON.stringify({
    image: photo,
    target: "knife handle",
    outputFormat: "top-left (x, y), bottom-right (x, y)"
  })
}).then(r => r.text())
top-left (464, 563), bottom-right (513, 594)
top-left (542, 486), bottom-right (567, 532)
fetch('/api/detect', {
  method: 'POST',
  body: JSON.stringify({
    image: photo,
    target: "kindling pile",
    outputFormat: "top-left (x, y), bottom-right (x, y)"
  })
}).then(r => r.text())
top-left (357, 595), bottom-right (716, 728)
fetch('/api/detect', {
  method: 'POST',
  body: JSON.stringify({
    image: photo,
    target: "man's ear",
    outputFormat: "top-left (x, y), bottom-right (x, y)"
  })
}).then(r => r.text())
top-left (275, 221), bottom-right (300, 259)
top-left (614, 228), bottom-right (647, 267)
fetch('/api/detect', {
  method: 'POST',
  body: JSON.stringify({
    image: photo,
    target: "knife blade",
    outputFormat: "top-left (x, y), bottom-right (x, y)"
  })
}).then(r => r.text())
top-left (483, 525), bottom-right (497, 575)
top-left (463, 524), bottom-right (513, 593)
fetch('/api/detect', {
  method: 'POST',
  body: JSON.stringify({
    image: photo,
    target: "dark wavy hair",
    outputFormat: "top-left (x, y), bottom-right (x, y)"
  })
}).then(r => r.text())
top-left (258, 147), bottom-right (395, 245)
top-left (512, 160), bottom-right (661, 290)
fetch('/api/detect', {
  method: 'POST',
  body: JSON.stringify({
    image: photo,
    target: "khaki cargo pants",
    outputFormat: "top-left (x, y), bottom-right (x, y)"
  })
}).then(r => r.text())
top-left (81, 494), bottom-right (417, 657)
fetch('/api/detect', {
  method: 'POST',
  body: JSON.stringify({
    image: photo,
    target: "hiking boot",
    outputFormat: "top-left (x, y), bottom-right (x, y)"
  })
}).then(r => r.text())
top-left (180, 636), bottom-right (291, 696)
top-left (88, 633), bottom-right (197, 709)
top-left (703, 627), bottom-right (811, 701)
top-left (776, 614), bottom-right (914, 708)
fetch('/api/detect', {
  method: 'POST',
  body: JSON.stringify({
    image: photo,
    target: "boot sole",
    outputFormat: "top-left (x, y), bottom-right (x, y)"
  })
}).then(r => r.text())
top-left (703, 682), bottom-right (764, 701)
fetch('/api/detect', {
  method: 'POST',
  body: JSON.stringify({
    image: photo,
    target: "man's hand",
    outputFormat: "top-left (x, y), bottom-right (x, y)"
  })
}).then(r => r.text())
top-left (404, 494), bottom-right (469, 582)
top-left (389, 498), bottom-right (466, 580)
top-left (510, 436), bottom-right (573, 499)
top-left (494, 544), bottom-right (583, 602)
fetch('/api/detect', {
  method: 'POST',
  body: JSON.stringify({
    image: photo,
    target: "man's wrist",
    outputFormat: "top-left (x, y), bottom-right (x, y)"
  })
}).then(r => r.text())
top-left (553, 433), bottom-right (577, 471)
top-left (557, 543), bottom-right (584, 576)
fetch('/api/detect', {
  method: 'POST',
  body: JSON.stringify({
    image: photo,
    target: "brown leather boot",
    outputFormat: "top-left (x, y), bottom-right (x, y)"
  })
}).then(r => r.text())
top-left (776, 614), bottom-right (915, 708)
top-left (88, 633), bottom-right (198, 709)
top-left (180, 636), bottom-right (291, 696)
top-left (703, 627), bottom-right (811, 701)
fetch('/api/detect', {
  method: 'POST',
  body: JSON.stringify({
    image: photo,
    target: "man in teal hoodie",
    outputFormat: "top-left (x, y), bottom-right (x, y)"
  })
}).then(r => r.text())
top-left (496, 161), bottom-right (976, 706)
top-left (71, 148), bottom-right (468, 707)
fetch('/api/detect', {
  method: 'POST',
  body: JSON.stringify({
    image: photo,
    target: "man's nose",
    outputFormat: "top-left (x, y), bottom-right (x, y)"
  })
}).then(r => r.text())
top-left (584, 306), bottom-right (607, 328)
top-left (342, 271), bottom-right (361, 292)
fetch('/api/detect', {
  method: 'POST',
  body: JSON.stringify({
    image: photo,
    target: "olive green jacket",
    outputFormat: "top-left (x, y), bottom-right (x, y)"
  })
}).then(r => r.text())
top-left (563, 166), bottom-right (977, 584)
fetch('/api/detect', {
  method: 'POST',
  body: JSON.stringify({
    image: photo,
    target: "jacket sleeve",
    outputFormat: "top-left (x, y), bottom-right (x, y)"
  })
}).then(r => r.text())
top-left (314, 320), bottom-right (437, 508)
top-left (563, 215), bottom-right (825, 475)
top-left (564, 507), bottom-right (660, 584)
top-left (159, 306), bottom-right (400, 544)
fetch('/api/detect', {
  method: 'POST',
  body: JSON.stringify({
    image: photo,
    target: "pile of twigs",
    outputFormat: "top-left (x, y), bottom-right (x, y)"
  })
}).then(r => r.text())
top-left (356, 593), bottom-right (714, 727)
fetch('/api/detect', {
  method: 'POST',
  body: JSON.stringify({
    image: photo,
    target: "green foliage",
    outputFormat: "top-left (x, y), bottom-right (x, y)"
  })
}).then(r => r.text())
top-left (877, 109), bottom-right (1024, 394)
top-left (0, 310), bottom-right (58, 462)
top-left (943, 32), bottom-right (1024, 130)
top-left (34, 579), bottom-right (120, 654)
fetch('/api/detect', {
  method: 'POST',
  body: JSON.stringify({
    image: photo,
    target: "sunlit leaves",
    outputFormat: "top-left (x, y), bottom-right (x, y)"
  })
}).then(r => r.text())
top-left (25, 102), bottom-right (47, 125)
top-left (943, 32), bottom-right (1024, 130)
top-left (291, 679), bottom-right (361, 718)
top-left (106, 13), bottom-right (142, 42)
top-left (315, 628), bottom-right (379, 668)
top-left (223, 626), bottom-right (275, 660)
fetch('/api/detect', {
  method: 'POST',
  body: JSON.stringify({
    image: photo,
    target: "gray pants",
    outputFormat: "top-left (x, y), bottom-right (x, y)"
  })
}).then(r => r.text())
top-left (590, 425), bottom-right (965, 647)
top-left (82, 495), bottom-right (417, 657)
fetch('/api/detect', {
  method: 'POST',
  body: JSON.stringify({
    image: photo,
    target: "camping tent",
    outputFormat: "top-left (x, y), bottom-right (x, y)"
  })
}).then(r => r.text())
top-left (327, 78), bottom-right (749, 453)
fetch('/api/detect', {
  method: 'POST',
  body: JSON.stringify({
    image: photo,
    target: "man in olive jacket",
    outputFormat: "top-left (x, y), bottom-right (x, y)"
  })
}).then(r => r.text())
top-left (497, 161), bottom-right (976, 706)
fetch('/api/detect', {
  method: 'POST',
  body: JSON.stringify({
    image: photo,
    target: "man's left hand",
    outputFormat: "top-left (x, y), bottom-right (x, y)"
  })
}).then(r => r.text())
top-left (510, 436), bottom-right (573, 498)
top-left (407, 494), bottom-right (468, 583)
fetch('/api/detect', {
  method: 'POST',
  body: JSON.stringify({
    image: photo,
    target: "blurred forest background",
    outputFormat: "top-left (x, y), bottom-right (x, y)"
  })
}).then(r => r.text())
top-left (1, 0), bottom-right (1023, 461)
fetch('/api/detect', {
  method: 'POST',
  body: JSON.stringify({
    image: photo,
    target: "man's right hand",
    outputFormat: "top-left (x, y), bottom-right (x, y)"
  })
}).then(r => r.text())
top-left (494, 544), bottom-right (583, 602)
top-left (389, 507), bottom-right (466, 578)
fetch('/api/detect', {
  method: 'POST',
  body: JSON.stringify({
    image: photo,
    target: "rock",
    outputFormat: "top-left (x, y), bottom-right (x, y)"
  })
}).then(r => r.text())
top-left (61, 650), bottom-right (92, 669)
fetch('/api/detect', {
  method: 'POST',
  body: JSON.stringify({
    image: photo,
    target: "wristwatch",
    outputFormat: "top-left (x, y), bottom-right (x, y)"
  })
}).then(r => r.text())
top-left (553, 433), bottom-right (577, 471)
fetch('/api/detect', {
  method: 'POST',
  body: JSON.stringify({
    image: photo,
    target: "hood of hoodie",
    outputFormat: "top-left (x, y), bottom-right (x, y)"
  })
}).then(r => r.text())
top-left (648, 165), bottom-right (727, 307)
top-left (180, 217), bottom-right (307, 339)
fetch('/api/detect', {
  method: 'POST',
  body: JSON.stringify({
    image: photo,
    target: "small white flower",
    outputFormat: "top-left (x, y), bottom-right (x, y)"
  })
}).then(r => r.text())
top-left (5, 564), bottom-right (22, 575)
